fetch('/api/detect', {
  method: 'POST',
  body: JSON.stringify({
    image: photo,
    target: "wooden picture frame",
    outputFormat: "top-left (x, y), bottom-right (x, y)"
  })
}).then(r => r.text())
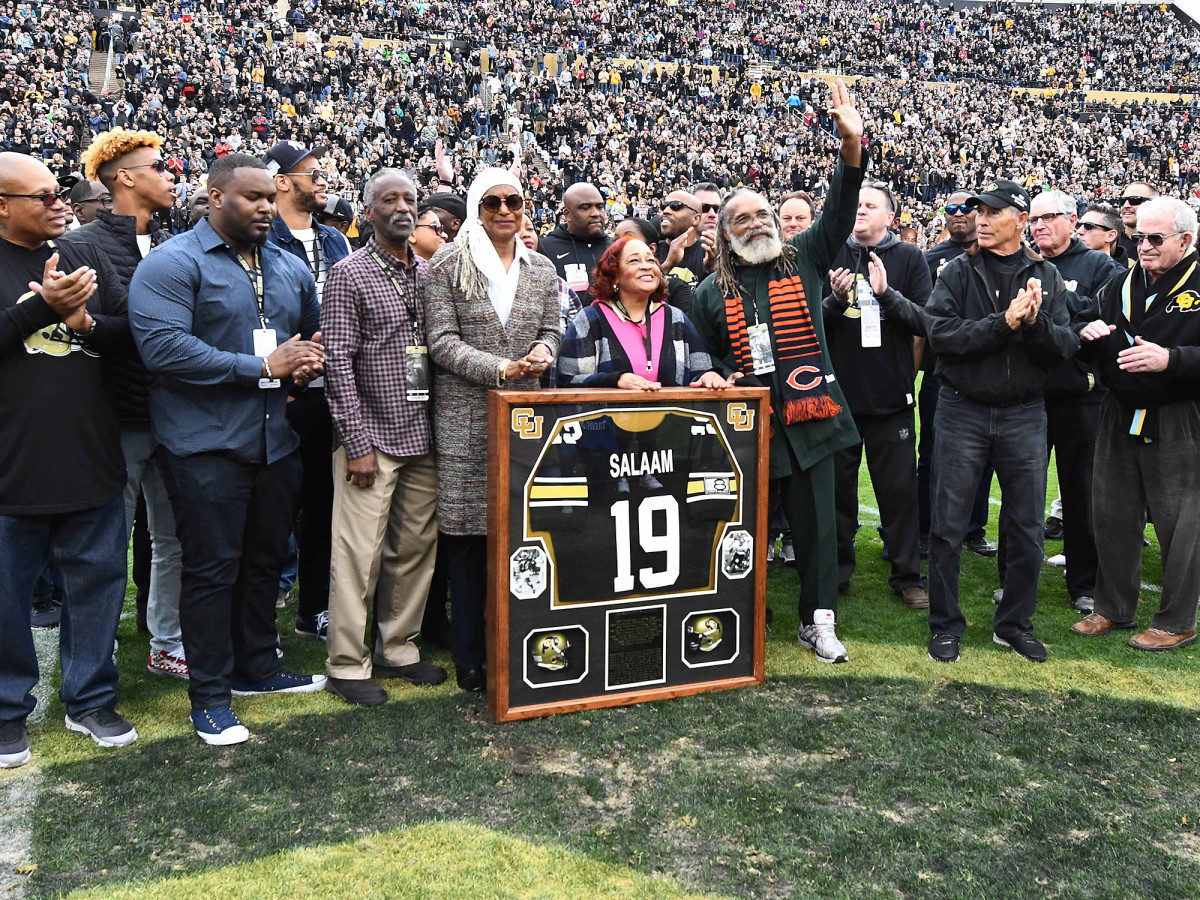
top-left (486, 387), bottom-right (769, 723)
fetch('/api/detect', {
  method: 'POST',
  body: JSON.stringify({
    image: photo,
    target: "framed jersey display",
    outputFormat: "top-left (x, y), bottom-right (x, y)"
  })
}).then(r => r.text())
top-left (486, 388), bottom-right (769, 723)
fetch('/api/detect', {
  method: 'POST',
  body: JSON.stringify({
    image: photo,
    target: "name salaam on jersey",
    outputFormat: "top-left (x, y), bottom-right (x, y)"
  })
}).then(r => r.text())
top-left (609, 449), bottom-right (674, 479)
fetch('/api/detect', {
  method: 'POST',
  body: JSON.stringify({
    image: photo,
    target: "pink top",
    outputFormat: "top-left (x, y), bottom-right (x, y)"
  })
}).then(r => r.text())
top-left (598, 301), bottom-right (665, 382)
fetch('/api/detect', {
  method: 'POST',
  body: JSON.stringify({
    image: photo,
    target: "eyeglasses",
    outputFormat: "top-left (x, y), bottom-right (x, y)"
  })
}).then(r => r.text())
top-left (1132, 232), bottom-right (1181, 247)
top-left (662, 199), bottom-right (699, 214)
top-left (0, 189), bottom-right (69, 207)
top-left (1028, 212), bottom-right (1065, 226)
top-left (730, 209), bottom-right (774, 228)
top-left (416, 221), bottom-right (444, 235)
top-left (700, 202), bottom-right (720, 213)
top-left (479, 193), bottom-right (523, 213)
top-left (1077, 221), bottom-right (1113, 233)
top-left (943, 204), bottom-right (974, 216)
top-left (79, 196), bottom-right (114, 207)
top-left (1120, 195), bottom-right (1152, 206)
top-left (122, 159), bottom-right (169, 174)
top-left (284, 168), bottom-right (328, 183)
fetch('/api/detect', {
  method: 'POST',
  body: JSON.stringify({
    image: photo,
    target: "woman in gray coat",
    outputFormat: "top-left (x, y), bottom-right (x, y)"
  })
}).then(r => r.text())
top-left (426, 168), bottom-right (562, 693)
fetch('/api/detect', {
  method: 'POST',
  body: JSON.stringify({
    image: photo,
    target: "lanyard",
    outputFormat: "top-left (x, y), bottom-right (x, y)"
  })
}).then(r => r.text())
top-left (308, 229), bottom-right (324, 284)
top-left (231, 247), bottom-right (266, 327)
top-left (368, 246), bottom-right (421, 340)
top-left (615, 297), bottom-right (657, 373)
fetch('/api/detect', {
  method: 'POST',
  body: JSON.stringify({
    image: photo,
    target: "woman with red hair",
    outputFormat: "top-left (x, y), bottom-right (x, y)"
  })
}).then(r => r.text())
top-left (556, 237), bottom-right (731, 390)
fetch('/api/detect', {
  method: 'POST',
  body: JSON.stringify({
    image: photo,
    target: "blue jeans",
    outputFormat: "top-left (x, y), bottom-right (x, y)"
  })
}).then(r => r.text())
top-left (928, 385), bottom-right (1047, 637)
top-left (0, 493), bottom-right (127, 724)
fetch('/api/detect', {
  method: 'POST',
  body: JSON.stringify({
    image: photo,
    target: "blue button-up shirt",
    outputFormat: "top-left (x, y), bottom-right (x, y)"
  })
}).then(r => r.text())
top-left (129, 218), bottom-right (320, 464)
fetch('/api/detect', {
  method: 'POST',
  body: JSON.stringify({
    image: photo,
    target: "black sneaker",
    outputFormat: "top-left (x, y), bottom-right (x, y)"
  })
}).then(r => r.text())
top-left (928, 633), bottom-right (960, 663)
top-left (326, 676), bottom-right (388, 707)
top-left (1073, 595), bottom-right (1095, 615)
top-left (64, 708), bottom-right (138, 748)
top-left (964, 533), bottom-right (998, 557)
top-left (1043, 515), bottom-right (1064, 540)
top-left (993, 630), bottom-right (1047, 663)
top-left (372, 660), bottom-right (448, 686)
top-left (31, 597), bottom-right (61, 629)
top-left (0, 719), bottom-right (31, 768)
top-left (294, 611), bottom-right (328, 641)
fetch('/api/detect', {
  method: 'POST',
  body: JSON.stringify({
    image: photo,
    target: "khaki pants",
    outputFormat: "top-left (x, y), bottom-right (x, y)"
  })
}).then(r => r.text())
top-left (326, 448), bottom-right (438, 679)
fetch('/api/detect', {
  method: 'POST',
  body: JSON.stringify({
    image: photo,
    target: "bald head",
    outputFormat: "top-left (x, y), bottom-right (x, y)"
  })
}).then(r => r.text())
top-left (0, 153), bottom-right (68, 246)
top-left (563, 182), bottom-right (606, 238)
top-left (660, 189), bottom-right (700, 239)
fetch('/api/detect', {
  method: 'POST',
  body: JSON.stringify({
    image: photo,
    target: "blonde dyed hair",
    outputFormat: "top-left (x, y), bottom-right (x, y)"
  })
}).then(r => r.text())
top-left (81, 129), bottom-right (164, 185)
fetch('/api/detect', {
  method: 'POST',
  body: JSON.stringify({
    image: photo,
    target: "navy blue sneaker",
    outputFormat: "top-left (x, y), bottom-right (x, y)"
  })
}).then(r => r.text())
top-left (190, 706), bottom-right (249, 746)
top-left (231, 669), bottom-right (327, 696)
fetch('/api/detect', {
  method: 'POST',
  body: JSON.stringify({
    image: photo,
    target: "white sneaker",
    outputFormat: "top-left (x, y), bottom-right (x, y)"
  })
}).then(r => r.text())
top-left (798, 608), bottom-right (849, 664)
top-left (766, 539), bottom-right (776, 563)
top-left (1047, 553), bottom-right (1066, 567)
top-left (781, 538), bottom-right (795, 566)
top-left (639, 473), bottom-right (663, 491)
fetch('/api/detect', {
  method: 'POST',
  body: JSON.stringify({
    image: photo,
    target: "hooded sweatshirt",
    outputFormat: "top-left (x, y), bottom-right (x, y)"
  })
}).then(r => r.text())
top-left (822, 231), bottom-right (932, 416)
top-left (537, 223), bottom-right (612, 295)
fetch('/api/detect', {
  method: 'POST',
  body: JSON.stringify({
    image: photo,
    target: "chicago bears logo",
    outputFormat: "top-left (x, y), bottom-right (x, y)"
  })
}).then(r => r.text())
top-left (511, 408), bottom-right (543, 440)
top-left (726, 402), bottom-right (755, 432)
top-left (785, 366), bottom-right (823, 392)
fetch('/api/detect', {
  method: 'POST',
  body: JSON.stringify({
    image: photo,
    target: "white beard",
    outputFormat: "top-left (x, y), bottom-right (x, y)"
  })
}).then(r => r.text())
top-left (731, 229), bottom-right (783, 265)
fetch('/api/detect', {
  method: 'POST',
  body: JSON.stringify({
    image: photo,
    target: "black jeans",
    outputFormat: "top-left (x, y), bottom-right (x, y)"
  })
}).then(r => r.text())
top-left (1047, 397), bottom-right (1101, 599)
top-left (918, 372), bottom-right (993, 540)
top-left (443, 533), bottom-right (487, 671)
top-left (158, 447), bottom-right (301, 709)
top-left (834, 408), bottom-right (923, 592)
top-left (286, 388), bottom-right (333, 619)
top-left (928, 387), bottom-right (1047, 638)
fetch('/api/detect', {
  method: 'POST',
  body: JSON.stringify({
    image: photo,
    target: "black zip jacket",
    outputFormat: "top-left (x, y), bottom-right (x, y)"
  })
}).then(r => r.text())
top-left (822, 231), bottom-right (932, 416)
top-left (924, 244), bottom-right (1080, 404)
top-left (921, 237), bottom-right (975, 372)
top-left (538, 224), bottom-right (612, 294)
top-left (57, 209), bottom-right (168, 424)
top-left (1042, 236), bottom-right (1123, 401)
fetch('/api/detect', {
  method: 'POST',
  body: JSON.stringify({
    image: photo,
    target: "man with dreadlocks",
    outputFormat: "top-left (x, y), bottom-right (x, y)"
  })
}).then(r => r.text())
top-left (690, 79), bottom-right (864, 664)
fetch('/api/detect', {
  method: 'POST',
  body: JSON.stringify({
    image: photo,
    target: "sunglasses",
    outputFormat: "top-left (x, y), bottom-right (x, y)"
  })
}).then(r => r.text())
top-left (416, 221), bottom-right (444, 235)
top-left (1077, 221), bottom-right (1113, 233)
top-left (662, 199), bottom-right (699, 214)
top-left (1120, 195), bottom-right (1152, 206)
top-left (123, 159), bottom-right (169, 174)
top-left (1132, 232), bottom-right (1181, 247)
top-left (284, 168), bottom-right (327, 183)
top-left (0, 189), bottom-right (69, 207)
top-left (700, 202), bottom-right (720, 213)
top-left (479, 193), bottom-right (523, 213)
top-left (943, 203), bottom-right (974, 216)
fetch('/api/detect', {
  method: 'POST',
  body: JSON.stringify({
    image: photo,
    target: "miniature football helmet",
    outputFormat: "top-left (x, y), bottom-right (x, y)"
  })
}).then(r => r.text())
top-left (686, 615), bottom-right (723, 652)
top-left (531, 632), bottom-right (570, 670)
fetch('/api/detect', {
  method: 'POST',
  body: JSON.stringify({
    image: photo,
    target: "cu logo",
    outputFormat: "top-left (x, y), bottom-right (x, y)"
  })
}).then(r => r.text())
top-left (511, 408), bottom-right (543, 440)
top-left (726, 402), bottom-right (755, 432)
top-left (785, 366), bottom-right (823, 392)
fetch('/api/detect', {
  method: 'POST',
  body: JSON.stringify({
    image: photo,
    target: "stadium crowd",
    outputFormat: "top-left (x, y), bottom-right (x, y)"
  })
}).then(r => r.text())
top-left (1, 0), bottom-right (1199, 767)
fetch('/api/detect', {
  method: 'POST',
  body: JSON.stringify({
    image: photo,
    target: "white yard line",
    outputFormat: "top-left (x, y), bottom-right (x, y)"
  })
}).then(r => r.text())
top-left (0, 628), bottom-right (59, 898)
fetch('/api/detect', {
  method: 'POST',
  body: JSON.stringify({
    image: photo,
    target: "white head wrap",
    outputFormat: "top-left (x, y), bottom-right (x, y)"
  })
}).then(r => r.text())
top-left (455, 167), bottom-right (528, 326)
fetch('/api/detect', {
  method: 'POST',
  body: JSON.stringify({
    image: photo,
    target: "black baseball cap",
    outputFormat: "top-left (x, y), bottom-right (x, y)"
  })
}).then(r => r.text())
top-left (263, 140), bottom-right (326, 175)
top-left (426, 192), bottom-right (466, 222)
top-left (965, 180), bottom-right (1031, 213)
top-left (321, 195), bottom-right (354, 223)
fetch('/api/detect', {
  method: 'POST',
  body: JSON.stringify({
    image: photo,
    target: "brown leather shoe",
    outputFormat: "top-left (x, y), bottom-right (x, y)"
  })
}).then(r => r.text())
top-left (898, 587), bottom-right (929, 610)
top-left (1129, 627), bottom-right (1198, 652)
top-left (1070, 613), bottom-right (1137, 636)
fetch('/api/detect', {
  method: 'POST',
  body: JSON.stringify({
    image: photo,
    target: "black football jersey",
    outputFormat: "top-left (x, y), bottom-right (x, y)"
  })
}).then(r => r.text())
top-left (525, 408), bottom-right (741, 606)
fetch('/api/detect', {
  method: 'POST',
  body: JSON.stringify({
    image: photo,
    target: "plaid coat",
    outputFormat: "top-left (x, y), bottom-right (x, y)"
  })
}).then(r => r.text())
top-left (556, 300), bottom-right (715, 388)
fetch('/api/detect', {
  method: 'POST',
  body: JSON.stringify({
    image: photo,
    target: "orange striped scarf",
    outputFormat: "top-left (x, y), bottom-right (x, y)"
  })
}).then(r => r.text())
top-left (724, 272), bottom-right (843, 424)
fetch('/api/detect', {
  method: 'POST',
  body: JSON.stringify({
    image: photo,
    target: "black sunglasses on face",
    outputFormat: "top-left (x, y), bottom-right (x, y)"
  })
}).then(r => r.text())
top-left (943, 204), bottom-right (974, 216)
top-left (1077, 221), bottom-right (1113, 232)
top-left (1132, 232), bottom-right (1180, 247)
top-left (662, 199), bottom-right (699, 214)
top-left (700, 202), bottom-right (720, 213)
top-left (0, 189), bottom-right (69, 207)
top-left (479, 193), bottom-right (523, 213)
top-left (123, 159), bottom-right (169, 174)
top-left (1120, 195), bottom-right (1151, 206)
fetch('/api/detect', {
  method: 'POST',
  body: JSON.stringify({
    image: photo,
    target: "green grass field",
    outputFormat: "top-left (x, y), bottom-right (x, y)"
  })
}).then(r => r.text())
top-left (5, 443), bottom-right (1200, 900)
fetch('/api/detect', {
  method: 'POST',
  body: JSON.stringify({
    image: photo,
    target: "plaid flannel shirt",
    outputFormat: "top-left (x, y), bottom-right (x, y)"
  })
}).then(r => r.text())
top-left (321, 238), bottom-right (433, 460)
